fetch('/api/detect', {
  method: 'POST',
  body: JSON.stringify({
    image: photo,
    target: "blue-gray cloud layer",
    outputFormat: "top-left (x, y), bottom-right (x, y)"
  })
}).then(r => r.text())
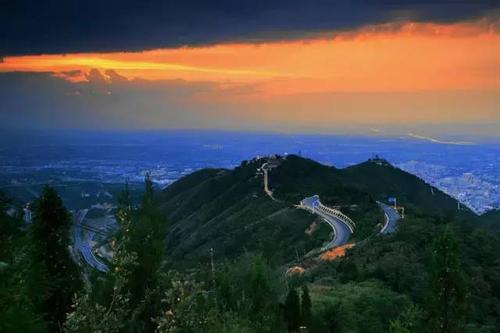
top-left (1, 71), bottom-right (498, 138)
top-left (1, 0), bottom-right (498, 56)
top-left (0, 71), bottom-right (219, 129)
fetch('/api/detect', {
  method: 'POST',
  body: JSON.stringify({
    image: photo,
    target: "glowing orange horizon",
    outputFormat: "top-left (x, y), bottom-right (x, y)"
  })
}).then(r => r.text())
top-left (1, 19), bottom-right (499, 96)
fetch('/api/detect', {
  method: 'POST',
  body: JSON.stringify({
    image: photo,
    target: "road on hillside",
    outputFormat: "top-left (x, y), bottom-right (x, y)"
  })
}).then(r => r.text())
top-left (261, 162), bottom-right (280, 201)
top-left (378, 202), bottom-right (400, 234)
top-left (300, 196), bottom-right (352, 250)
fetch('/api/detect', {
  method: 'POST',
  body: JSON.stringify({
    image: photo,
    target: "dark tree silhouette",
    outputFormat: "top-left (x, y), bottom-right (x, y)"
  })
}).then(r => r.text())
top-left (126, 174), bottom-right (170, 332)
top-left (284, 288), bottom-right (301, 332)
top-left (30, 186), bottom-right (82, 331)
top-left (301, 285), bottom-right (312, 328)
top-left (430, 225), bottom-right (466, 333)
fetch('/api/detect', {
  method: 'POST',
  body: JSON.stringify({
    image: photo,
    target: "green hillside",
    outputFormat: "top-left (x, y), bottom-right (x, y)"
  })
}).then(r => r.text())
top-left (153, 155), bottom-right (500, 331)
top-left (269, 155), bottom-right (370, 206)
top-left (337, 158), bottom-right (474, 217)
top-left (479, 209), bottom-right (500, 231)
top-left (159, 159), bottom-right (331, 266)
top-left (268, 155), bottom-right (469, 217)
top-left (302, 208), bottom-right (500, 331)
top-left (268, 155), bottom-right (383, 239)
top-left (159, 155), bottom-right (473, 266)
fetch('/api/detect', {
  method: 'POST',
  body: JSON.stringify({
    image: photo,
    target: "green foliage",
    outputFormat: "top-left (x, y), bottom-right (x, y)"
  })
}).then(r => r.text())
top-left (154, 156), bottom-right (500, 332)
top-left (269, 155), bottom-right (342, 203)
top-left (154, 274), bottom-right (210, 332)
top-left (338, 159), bottom-right (473, 218)
top-left (311, 280), bottom-right (413, 333)
top-left (160, 156), bottom-right (384, 266)
top-left (214, 254), bottom-right (284, 332)
top-left (0, 191), bottom-right (23, 263)
top-left (301, 285), bottom-right (312, 328)
top-left (154, 255), bottom-right (286, 333)
top-left (478, 209), bottom-right (500, 232)
top-left (68, 178), bottom-right (171, 332)
top-left (160, 159), bottom-right (329, 266)
top-left (429, 225), bottom-right (466, 333)
top-left (65, 250), bottom-right (138, 333)
top-left (306, 208), bottom-right (500, 331)
top-left (389, 305), bottom-right (426, 333)
top-left (284, 288), bottom-right (301, 332)
top-left (0, 304), bottom-right (45, 333)
top-left (127, 174), bottom-right (169, 301)
top-left (0, 191), bottom-right (45, 333)
top-left (67, 183), bottom-right (139, 333)
top-left (29, 186), bottom-right (82, 331)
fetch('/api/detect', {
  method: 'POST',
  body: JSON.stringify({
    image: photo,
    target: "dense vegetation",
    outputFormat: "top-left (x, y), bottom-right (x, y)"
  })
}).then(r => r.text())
top-left (479, 209), bottom-right (500, 231)
top-left (159, 159), bottom-right (333, 266)
top-left (1, 155), bottom-right (499, 332)
top-left (303, 208), bottom-right (500, 332)
top-left (337, 159), bottom-right (475, 217)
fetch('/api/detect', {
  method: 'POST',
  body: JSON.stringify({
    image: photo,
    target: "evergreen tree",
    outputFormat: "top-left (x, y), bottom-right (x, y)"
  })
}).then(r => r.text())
top-left (430, 225), bottom-right (466, 333)
top-left (29, 186), bottom-right (82, 331)
top-left (0, 191), bottom-right (19, 264)
top-left (68, 180), bottom-right (171, 332)
top-left (65, 248), bottom-right (137, 333)
top-left (126, 175), bottom-right (170, 332)
top-left (127, 174), bottom-right (169, 295)
top-left (389, 305), bottom-right (425, 333)
top-left (300, 285), bottom-right (312, 328)
top-left (0, 192), bottom-right (45, 333)
top-left (249, 259), bottom-right (272, 317)
top-left (284, 288), bottom-right (301, 332)
top-left (66, 184), bottom-right (138, 332)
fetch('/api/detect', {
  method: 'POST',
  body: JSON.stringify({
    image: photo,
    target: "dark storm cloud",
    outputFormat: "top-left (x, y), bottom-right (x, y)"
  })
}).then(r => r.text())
top-left (0, 0), bottom-right (498, 56)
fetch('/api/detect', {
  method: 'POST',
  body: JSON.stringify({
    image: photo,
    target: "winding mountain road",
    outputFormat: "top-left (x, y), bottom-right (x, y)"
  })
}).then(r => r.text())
top-left (300, 195), bottom-right (354, 250)
top-left (378, 202), bottom-right (400, 234)
top-left (261, 162), bottom-right (280, 201)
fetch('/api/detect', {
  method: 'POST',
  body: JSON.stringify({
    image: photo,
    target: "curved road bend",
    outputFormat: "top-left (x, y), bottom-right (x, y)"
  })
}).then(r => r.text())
top-left (300, 196), bottom-right (353, 250)
top-left (378, 202), bottom-right (400, 234)
top-left (73, 210), bottom-right (109, 273)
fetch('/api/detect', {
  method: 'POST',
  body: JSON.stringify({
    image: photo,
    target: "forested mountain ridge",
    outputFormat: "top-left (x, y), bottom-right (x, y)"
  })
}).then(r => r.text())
top-left (154, 154), bottom-right (500, 331)
top-left (479, 209), bottom-right (500, 231)
top-left (269, 155), bottom-right (473, 216)
top-left (338, 158), bottom-right (474, 217)
top-left (159, 155), bottom-right (476, 266)
top-left (159, 159), bottom-right (331, 265)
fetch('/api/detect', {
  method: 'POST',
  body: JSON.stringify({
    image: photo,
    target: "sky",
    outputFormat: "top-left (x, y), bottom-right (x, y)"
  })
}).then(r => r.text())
top-left (1, 1), bottom-right (499, 138)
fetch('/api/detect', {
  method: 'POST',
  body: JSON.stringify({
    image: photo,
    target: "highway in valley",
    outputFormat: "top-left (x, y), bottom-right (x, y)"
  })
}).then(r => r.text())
top-left (73, 209), bottom-right (109, 273)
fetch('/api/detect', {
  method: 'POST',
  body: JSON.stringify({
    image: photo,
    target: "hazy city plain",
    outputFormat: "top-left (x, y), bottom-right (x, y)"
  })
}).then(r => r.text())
top-left (1, 130), bottom-right (498, 214)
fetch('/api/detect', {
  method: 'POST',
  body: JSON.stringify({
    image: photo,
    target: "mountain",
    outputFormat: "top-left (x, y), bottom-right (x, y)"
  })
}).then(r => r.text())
top-left (159, 159), bottom-right (330, 266)
top-left (479, 209), bottom-right (500, 231)
top-left (337, 157), bottom-right (474, 216)
top-left (160, 155), bottom-right (472, 266)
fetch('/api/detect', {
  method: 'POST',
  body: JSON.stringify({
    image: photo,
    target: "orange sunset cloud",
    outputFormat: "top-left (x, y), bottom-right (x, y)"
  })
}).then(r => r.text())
top-left (1, 20), bottom-right (499, 98)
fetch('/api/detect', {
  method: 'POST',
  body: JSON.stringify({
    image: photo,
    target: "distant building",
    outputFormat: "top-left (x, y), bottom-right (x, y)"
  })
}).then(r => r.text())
top-left (369, 155), bottom-right (391, 166)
